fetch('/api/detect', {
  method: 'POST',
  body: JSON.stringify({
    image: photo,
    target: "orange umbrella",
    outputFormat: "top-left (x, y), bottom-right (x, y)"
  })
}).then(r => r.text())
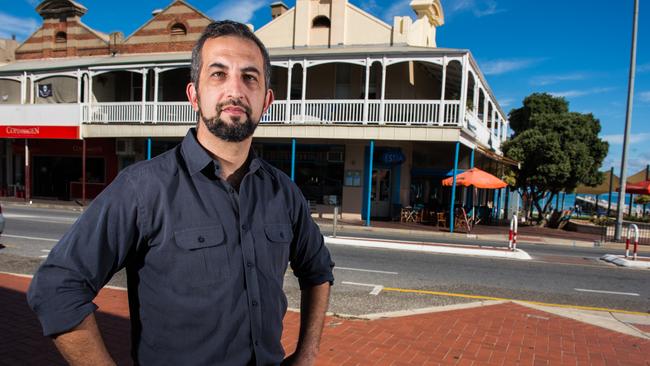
top-left (441, 167), bottom-right (507, 189)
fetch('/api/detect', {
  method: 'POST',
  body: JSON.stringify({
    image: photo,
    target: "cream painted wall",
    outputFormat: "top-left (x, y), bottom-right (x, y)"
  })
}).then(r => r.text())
top-left (341, 140), bottom-right (414, 218)
top-left (346, 7), bottom-right (392, 45)
top-left (255, 9), bottom-right (296, 48)
top-left (385, 62), bottom-right (439, 100)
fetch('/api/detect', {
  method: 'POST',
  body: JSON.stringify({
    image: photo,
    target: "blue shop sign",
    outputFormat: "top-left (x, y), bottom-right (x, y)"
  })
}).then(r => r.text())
top-left (380, 151), bottom-right (405, 165)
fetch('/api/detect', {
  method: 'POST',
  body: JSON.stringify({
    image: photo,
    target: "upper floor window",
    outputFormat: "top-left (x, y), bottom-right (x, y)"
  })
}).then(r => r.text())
top-left (171, 23), bottom-right (187, 36)
top-left (55, 31), bottom-right (67, 43)
top-left (312, 16), bottom-right (331, 28)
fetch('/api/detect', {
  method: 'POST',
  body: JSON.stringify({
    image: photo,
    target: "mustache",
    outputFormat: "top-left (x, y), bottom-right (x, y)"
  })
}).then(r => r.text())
top-left (216, 99), bottom-right (252, 115)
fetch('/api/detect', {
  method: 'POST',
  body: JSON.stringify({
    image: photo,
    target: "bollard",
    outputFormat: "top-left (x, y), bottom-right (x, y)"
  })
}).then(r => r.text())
top-left (625, 224), bottom-right (639, 259)
top-left (509, 215), bottom-right (518, 251)
top-left (333, 206), bottom-right (338, 238)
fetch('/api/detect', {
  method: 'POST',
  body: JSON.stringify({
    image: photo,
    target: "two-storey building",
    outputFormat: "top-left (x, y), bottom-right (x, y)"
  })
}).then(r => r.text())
top-left (0, 0), bottom-right (513, 227)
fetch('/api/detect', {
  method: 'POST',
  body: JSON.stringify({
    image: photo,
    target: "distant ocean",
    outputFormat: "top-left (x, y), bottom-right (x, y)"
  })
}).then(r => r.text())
top-left (541, 192), bottom-right (641, 212)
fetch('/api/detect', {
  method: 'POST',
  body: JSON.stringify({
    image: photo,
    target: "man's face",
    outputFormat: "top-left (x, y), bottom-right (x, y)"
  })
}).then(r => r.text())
top-left (187, 35), bottom-right (273, 142)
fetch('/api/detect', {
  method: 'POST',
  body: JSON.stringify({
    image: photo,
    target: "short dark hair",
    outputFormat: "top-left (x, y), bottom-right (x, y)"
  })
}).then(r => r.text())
top-left (191, 20), bottom-right (271, 91)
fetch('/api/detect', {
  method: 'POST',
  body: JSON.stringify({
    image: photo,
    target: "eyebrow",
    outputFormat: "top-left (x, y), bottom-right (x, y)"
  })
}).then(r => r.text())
top-left (207, 62), bottom-right (260, 76)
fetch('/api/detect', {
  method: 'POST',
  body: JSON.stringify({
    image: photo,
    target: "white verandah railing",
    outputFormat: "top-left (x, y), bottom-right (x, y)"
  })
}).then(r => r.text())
top-left (81, 100), bottom-right (462, 126)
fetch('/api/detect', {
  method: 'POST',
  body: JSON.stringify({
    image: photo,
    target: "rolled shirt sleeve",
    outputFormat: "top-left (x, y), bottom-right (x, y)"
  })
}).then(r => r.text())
top-left (27, 170), bottom-right (143, 336)
top-left (288, 182), bottom-right (335, 290)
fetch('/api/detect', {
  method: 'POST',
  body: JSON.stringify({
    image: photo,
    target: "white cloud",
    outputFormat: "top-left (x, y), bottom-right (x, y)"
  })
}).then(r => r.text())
top-left (359, 0), bottom-right (381, 14)
top-left (207, 0), bottom-right (267, 24)
top-left (448, 0), bottom-right (506, 18)
top-left (550, 87), bottom-right (613, 98)
top-left (498, 97), bottom-right (514, 108)
top-left (382, 0), bottom-right (411, 22)
top-left (602, 132), bottom-right (650, 145)
top-left (23, 0), bottom-right (39, 6)
top-left (638, 91), bottom-right (650, 102)
top-left (637, 63), bottom-right (650, 73)
top-left (530, 72), bottom-right (589, 86)
top-left (0, 11), bottom-right (39, 41)
top-left (480, 58), bottom-right (541, 75)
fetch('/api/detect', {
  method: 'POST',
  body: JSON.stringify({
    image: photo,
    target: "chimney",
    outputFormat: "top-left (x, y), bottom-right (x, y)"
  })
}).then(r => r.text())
top-left (11, 34), bottom-right (16, 41)
top-left (270, 2), bottom-right (288, 19)
top-left (152, 9), bottom-right (163, 17)
top-left (109, 32), bottom-right (124, 56)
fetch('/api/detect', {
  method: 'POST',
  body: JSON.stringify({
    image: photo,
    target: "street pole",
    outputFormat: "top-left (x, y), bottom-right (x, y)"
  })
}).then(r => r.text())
top-left (615, 0), bottom-right (639, 241)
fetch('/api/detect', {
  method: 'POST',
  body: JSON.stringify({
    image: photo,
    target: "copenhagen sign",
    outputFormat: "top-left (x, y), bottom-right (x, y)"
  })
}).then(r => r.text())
top-left (0, 125), bottom-right (79, 139)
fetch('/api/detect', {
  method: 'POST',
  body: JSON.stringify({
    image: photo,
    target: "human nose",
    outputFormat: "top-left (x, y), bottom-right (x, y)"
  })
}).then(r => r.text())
top-left (224, 73), bottom-right (245, 101)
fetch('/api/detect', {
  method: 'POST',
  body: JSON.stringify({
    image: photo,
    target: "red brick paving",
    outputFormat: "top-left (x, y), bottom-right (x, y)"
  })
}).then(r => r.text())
top-left (1, 273), bottom-right (649, 366)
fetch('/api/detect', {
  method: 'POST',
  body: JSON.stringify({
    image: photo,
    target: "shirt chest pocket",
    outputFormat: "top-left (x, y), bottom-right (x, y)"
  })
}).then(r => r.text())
top-left (173, 225), bottom-right (230, 286)
top-left (259, 224), bottom-right (293, 278)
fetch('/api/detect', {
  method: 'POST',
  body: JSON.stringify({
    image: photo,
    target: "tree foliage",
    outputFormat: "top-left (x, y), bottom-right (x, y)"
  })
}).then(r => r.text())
top-left (503, 93), bottom-right (608, 221)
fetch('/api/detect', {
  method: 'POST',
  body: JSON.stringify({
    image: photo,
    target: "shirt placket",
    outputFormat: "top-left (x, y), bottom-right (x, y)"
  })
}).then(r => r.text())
top-left (218, 166), bottom-right (263, 359)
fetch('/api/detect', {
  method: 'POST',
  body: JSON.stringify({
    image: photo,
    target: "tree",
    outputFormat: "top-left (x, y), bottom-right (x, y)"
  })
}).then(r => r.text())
top-left (503, 93), bottom-right (609, 222)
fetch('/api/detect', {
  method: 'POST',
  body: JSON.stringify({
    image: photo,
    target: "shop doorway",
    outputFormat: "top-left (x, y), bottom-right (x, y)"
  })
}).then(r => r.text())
top-left (32, 156), bottom-right (105, 200)
top-left (370, 168), bottom-right (391, 217)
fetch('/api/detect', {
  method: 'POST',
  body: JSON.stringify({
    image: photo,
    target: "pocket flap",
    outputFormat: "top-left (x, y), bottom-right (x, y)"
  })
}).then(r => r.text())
top-left (264, 224), bottom-right (292, 243)
top-left (174, 225), bottom-right (225, 250)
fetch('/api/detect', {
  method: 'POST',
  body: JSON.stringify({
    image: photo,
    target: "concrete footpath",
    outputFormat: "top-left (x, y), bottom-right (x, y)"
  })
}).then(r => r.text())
top-left (1, 273), bottom-right (649, 366)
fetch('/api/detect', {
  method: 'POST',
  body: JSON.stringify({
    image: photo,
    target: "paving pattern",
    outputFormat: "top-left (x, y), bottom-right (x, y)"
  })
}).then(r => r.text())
top-left (2, 273), bottom-right (649, 365)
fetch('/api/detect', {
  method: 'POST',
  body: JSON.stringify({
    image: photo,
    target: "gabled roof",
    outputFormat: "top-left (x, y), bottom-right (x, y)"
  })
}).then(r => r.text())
top-left (123, 0), bottom-right (213, 42)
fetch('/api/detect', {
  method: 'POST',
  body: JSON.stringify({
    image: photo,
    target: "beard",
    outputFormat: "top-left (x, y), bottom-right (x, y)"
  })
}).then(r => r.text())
top-left (198, 98), bottom-right (259, 142)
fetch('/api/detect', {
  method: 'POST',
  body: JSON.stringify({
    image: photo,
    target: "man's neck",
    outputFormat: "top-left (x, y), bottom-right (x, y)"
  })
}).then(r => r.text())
top-left (196, 123), bottom-right (252, 184)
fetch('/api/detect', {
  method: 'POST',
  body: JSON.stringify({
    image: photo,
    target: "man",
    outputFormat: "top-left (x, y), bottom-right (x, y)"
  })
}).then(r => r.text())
top-left (27, 21), bottom-right (334, 366)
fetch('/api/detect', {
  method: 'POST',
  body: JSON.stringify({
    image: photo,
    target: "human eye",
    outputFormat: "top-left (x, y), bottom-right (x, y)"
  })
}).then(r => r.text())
top-left (211, 71), bottom-right (226, 79)
top-left (243, 74), bottom-right (258, 83)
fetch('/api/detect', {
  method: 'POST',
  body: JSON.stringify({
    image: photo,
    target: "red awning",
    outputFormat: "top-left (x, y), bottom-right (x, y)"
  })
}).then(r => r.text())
top-left (620, 180), bottom-right (650, 195)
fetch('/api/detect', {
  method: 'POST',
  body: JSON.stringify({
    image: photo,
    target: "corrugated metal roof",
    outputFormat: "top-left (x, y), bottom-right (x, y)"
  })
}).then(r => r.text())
top-left (0, 45), bottom-right (468, 74)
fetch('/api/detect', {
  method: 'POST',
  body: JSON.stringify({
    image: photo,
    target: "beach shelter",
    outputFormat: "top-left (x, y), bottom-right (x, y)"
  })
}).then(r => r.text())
top-left (575, 169), bottom-right (620, 195)
top-left (441, 167), bottom-right (507, 189)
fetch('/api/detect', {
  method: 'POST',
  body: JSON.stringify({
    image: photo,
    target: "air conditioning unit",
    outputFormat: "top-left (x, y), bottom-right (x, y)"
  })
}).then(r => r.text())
top-left (116, 139), bottom-right (134, 155)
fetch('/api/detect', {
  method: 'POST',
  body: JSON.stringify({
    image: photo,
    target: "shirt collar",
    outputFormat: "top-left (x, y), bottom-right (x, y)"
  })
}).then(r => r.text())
top-left (181, 128), bottom-right (275, 180)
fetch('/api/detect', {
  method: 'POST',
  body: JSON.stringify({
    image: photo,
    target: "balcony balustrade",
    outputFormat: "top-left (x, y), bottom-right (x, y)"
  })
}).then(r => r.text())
top-left (80, 99), bottom-right (462, 126)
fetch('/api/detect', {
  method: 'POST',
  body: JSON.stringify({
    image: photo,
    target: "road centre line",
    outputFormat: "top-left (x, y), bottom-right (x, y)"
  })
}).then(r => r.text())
top-left (335, 266), bottom-right (398, 275)
top-left (574, 288), bottom-right (640, 297)
top-left (2, 234), bottom-right (59, 242)
top-left (381, 287), bottom-right (649, 316)
top-left (4, 213), bottom-right (77, 222)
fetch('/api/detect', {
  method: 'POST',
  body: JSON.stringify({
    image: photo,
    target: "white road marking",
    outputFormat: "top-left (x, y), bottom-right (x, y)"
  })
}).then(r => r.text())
top-left (3, 213), bottom-right (77, 224)
top-left (41, 249), bottom-right (50, 253)
top-left (574, 288), bottom-right (640, 297)
top-left (342, 281), bottom-right (384, 296)
top-left (2, 234), bottom-right (59, 242)
top-left (369, 285), bottom-right (384, 296)
top-left (39, 255), bottom-right (48, 258)
top-left (335, 266), bottom-right (398, 275)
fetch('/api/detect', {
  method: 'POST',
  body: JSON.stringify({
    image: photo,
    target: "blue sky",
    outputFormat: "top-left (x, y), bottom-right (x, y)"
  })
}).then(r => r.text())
top-left (2, 0), bottom-right (649, 176)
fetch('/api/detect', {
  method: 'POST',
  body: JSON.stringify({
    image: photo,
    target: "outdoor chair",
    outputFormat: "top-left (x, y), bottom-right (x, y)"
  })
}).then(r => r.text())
top-left (436, 212), bottom-right (447, 227)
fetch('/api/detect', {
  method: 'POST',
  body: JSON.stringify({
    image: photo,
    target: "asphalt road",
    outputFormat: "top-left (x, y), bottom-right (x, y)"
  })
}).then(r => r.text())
top-left (1, 204), bottom-right (649, 315)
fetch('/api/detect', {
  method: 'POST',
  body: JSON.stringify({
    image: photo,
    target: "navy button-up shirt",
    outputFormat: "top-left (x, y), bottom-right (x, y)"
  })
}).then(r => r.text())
top-left (27, 129), bottom-right (335, 365)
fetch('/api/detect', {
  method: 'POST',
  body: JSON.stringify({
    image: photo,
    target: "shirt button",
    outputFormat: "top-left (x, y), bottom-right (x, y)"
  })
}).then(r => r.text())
top-left (247, 262), bottom-right (254, 268)
top-left (229, 187), bottom-right (235, 194)
top-left (197, 236), bottom-right (205, 243)
top-left (241, 224), bottom-right (248, 231)
top-left (254, 340), bottom-right (259, 346)
top-left (252, 300), bottom-right (258, 307)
